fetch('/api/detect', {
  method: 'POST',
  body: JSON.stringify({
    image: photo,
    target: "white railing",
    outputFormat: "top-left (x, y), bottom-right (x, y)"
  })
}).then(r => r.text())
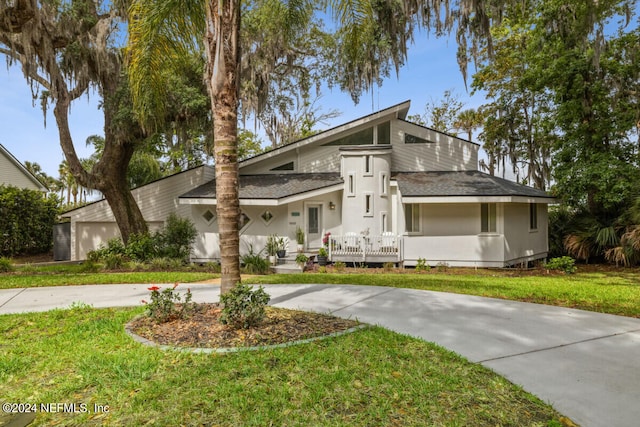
top-left (329, 233), bottom-right (401, 260)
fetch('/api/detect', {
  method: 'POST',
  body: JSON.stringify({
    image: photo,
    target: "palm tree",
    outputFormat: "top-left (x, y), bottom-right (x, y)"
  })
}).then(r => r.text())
top-left (454, 108), bottom-right (484, 142)
top-left (126, 0), bottom-right (494, 293)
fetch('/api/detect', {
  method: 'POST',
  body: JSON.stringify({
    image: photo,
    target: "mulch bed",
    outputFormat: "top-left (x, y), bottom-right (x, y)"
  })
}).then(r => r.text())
top-left (128, 304), bottom-right (361, 349)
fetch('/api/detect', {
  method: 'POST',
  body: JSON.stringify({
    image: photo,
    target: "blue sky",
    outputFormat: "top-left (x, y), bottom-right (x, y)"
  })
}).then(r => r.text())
top-left (0, 34), bottom-right (487, 179)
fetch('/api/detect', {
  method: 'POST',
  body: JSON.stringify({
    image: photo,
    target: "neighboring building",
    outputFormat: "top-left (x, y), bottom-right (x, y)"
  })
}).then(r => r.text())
top-left (0, 143), bottom-right (48, 191)
top-left (62, 101), bottom-right (554, 266)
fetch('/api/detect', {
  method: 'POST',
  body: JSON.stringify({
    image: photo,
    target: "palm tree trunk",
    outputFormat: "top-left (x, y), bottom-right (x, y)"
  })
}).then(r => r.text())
top-left (205, 0), bottom-right (242, 294)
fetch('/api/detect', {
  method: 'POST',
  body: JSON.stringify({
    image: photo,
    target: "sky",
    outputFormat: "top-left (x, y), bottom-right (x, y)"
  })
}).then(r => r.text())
top-left (0, 33), bottom-right (487, 180)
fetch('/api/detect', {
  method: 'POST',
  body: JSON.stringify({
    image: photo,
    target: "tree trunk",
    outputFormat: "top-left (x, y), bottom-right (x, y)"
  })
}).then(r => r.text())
top-left (205, 0), bottom-right (242, 294)
top-left (53, 75), bottom-right (148, 244)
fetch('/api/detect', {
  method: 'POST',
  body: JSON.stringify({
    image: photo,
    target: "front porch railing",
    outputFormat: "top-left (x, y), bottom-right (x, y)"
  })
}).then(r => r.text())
top-left (328, 233), bottom-right (402, 261)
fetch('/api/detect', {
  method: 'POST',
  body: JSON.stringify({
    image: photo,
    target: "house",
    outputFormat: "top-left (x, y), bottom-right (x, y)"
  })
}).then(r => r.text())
top-left (0, 143), bottom-right (48, 191)
top-left (61, 100), bottom-right (553, 267)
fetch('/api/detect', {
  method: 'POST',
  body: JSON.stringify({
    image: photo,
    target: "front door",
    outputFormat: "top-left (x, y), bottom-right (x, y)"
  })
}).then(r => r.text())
top-left (306, 204), bottom-right (322, 249)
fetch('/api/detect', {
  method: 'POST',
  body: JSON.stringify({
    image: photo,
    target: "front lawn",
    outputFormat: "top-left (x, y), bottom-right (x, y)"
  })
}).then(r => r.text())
top-left (246, 270), bottom-right (640, 318)
top-left (0, 305), bottom-right (561, 426)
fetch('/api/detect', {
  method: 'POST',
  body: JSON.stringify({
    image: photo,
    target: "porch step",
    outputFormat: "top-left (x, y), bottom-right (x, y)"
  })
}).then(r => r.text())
top-left (270, 263), bottom-right (303, 274)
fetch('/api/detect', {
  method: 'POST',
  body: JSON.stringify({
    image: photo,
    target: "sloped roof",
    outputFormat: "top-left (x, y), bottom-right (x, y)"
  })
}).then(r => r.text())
top-left (180, 173), bottom-right (343, 200)
top-left (395, 171), bottom-right (552, 199)
top-left (0, 143), bottom-right (48, 191)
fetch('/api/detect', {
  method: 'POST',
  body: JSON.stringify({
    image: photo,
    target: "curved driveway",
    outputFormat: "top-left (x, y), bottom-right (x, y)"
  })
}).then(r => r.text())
top-left (2, 283), bottom-right (640, 427)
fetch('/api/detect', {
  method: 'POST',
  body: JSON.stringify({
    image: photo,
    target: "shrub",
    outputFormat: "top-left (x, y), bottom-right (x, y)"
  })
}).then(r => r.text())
top-left (0, 185), bottom-right (59, 257)
top-left (545, 256), bottom-right (577, 274)
top-left (383, 262), bottom-right (395, 272)
top-left (143, 283), bottom-right (196, 323)
top-left (415, 258), bottom-right (430, 272)
top-left (156, 214), bottom-right (197, 261)
top-left (0, 257), bottom-right (14, 273)
top-left (241, 245), bottom-right (270, 274)
top-left (219, 283), bottom-right (270, 329)
top-left (333, 261), bottom-right (346, 272)
top-left (103, 253), bottom-right (125, 270)
top-left (125, 232), bottom-right (157, 262)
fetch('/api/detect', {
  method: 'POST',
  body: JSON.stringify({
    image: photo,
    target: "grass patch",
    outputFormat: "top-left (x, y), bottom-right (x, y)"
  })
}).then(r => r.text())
top-left (245, 271), bottom-right (640, 318)
top-left (0, 269), bottom-right (215, 289)
top-left (0, 307), bottom-right (561, 426)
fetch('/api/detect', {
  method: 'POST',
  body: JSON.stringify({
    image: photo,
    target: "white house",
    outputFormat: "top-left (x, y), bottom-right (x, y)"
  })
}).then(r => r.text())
top-left (0, 143), bottom-right (48, 192)
top-left (61, 101), bottom-right (553, 267)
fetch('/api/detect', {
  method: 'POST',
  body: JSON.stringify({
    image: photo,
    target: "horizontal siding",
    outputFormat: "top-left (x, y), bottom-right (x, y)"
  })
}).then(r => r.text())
top-left (67, 166), bottom-right (214, 222)
top-left (298, 147), bottom-right (341, 173)
top-left (0, 151), bottom-right (43, 191)
top-left (390, 120), bottom-right (479, 171)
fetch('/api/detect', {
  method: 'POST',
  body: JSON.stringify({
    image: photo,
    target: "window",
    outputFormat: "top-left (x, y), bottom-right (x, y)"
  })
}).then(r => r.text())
top-left (270, 161), bottom-right (294, 171)
top-left (202, 209), bottom-right (216, 225)
top-left (364, 155), bottom-right (372, 175)
top-left (481, 203), bottom-right (497, 233)
top-left (364, 193), bottom-right (373, 216)
top-left (308, 206), bottom-right (319, 234)
top-left (322, 127), bottom-right (373, 146)
top-left (529, 203), bottom-right (538, 230)
top-left (405, 204), bottom-right (420, 233)
top-left (377, 122), bottom-right (390, 144)
top-left (404, 133), bottom-right (431, 144)
top-left (347, 172), bottom-right (356, 197)
top-left (238, 211), bottom-right (251, 231)
top-left (260, 210), bottom-right (274, 226)
top-left (381, 212), bottom-right (388, 232)
top-left (380, 172), bottom-right (388, 196)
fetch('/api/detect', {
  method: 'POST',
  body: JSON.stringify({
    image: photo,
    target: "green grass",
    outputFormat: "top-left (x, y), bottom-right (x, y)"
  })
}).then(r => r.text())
top-left (0, 306), bottom-right (561, 426)
top-left (0, 262), bottom-right (215, 289)
top-left (245, 270), bottom-right (640, 318)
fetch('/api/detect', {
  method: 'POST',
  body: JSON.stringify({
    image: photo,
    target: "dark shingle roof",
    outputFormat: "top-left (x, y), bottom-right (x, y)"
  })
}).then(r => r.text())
top-left (180, 173), bottom-right (343, 200)
top-left (395, 171), bottom-right (552, 198)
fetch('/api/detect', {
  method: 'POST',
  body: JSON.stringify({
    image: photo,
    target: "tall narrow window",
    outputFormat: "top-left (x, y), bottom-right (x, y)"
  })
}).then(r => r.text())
top-left (405, 204), bottom-right (420, 233)
top-left (364, 193), bottom-right (373, 216)
top-left (381, 212), bottom-right (388, 232)
top-left (529, 203), bottom-right (538, 230)
top-left (481, 203), bottom-right (497, 233)
top-left (347, 172), bottom-right (355, 197)
top-left (364, 155), bottom-right (372, 175)
top-left (380, 172), bottom-right (388, 196)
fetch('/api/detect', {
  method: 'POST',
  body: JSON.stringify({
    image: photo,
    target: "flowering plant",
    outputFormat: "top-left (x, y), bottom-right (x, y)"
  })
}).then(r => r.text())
top-left (142, 282), bottom-right (196, 323)
top-left (322, 232), bottom-right (331, 247)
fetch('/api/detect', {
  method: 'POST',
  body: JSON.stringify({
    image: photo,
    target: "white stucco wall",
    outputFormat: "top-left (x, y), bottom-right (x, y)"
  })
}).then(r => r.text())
top-left (503, 203), bottom-right (549, 264)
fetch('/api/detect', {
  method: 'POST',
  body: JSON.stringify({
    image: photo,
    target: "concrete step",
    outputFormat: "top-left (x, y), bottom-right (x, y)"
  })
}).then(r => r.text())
top-left (270, 263), bottom-right (303, 274)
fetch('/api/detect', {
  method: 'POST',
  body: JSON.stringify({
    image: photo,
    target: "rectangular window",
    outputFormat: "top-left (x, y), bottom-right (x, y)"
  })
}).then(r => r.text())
top-left (481, 203), bottom-right (497, 233)
top-left (364, 155), bottom-right (372, 175)
top-left (347, 172), bottom-right (355, 197)
top-left (529, 203), bottom-right (538, 230)
top-left (380, 172), bottom-right (388, 196)
top-left (381, 212), bottom-right (388, 232)
top-left (364, 193), bottom-right (373, 216)
top-left (405, 204), bottom-right (420, 233)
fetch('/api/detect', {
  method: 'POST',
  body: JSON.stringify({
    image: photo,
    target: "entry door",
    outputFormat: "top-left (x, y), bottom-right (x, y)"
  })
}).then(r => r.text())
top-left (306, 204), bottom-right (322, 249)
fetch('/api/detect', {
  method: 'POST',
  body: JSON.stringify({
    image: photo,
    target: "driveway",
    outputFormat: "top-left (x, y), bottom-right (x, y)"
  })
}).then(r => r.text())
top-left (2, 283), bottom-right (639, 427)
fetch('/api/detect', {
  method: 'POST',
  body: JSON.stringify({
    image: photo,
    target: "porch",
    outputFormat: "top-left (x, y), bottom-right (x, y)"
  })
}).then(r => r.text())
top-left (328, 233), bottom-right (403, 263)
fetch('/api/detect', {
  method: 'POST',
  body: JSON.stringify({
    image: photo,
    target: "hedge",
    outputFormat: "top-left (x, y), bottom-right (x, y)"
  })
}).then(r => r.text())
top-left (0, 185), bottom-right (60, 257)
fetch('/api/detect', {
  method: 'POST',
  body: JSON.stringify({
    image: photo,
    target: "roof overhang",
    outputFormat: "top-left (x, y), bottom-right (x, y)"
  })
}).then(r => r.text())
top-left (400, 195), bottom-right (555, 204)
top-left (179, 183), bottom-right (344, 206)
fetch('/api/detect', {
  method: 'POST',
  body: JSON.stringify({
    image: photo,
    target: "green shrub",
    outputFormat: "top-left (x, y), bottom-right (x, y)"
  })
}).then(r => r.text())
top-left (156, 214), bottom-right (197, 261)
top-left (219, 283), bottom-right (270, 329)
top-left (383, 262), bottom-right (395, 272)
top-left (103, 253), bottom-right (125, 270)
top-left (241, 245), bottom-right (270, 274)
top-left (0, 257), bottom-right (14, 273)
top-left (545, 256), bottom-right (577, 274)
top-left (125, 232), bottom-right (158, 262)
top-left (415, 258), bottom-right (430, 272)
top-left (143, 283), bottom-right (196, 323)
top-left (333, 261), bottom-right (346, 272)
top-left (0, 185), bottom-right (59, 257)
top-left (203, 261), bottom-right (221, 273)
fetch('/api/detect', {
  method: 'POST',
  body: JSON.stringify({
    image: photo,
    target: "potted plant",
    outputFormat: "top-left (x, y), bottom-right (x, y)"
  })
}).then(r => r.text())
top-left (265, 234), bottom-right (278, 265)
top-left (276, 236), bottom-right (287, 259)
top-left (295, 253), bottom-right (308, 270)
top-left (317, 247), bottom-right (328, 266)
top-left (295, 226), bottom-right (305, 252)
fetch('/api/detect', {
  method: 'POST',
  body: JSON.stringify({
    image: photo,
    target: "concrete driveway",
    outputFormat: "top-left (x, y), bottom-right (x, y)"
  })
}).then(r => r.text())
top-left (2, 283), bottom-right (639, 427)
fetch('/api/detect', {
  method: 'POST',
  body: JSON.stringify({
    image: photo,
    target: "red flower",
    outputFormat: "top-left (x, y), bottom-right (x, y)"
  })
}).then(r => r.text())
top-left (173, 282), bottom-right (179, 289)
top-left (148, 286), bottom-right (160, 291)
top-left (141, 299), bottom-right (148, 304)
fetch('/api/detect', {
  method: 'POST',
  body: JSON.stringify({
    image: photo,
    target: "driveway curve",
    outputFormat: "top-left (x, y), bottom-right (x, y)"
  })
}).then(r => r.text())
top-left (1, 283), bottom-right (639, 427)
